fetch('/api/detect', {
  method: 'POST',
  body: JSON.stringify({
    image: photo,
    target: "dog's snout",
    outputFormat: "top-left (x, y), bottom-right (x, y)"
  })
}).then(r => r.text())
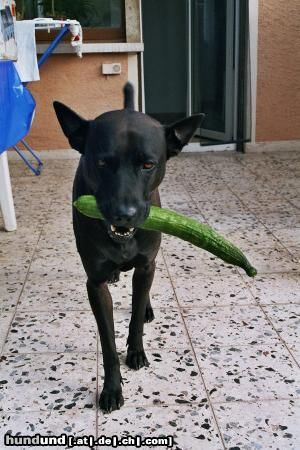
top-left (113, 206), bottom-right (138, 225)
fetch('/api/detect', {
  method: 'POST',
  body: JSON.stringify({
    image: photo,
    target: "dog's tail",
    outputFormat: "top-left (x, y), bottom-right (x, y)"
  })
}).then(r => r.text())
top-left (123, 82), bottom-right (135, 110)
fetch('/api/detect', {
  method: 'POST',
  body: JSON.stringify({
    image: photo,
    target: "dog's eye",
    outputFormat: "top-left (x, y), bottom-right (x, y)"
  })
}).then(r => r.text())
top-left (98, 160), bottom-right (106, 168)
top-left (142, 162), bottom-right (155, 171)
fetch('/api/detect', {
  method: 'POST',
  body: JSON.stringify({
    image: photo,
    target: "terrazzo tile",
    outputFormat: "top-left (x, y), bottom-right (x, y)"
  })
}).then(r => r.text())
top-left (0, 409), bottom-right (96, 450)
top-left (173, 274), bottom-right (254, 307)
top-left (0, 311), bottom-right (14, 353)
top-left (107, 270), bottom-right (132, 308)
top-left (272, 227), bottom-right (300, 247)
top-left (160, 198), bottom-right (202, 217)
top-left (28, 253), bottom-right (85, 279)
top-left (150, 273), bottom-right (178, 309)
top-left (262, 304), bottom-right (300, 363)
top-left (167, 258), bottom-right (237, 279)
top-left (285, 194), bottom-right (300, 210)
top-left (206, 213), bottom-right (262, 234)
top-left (3, 150), bottom-right (300, 449)
top-left (224, 225), bottom-right (281, 251)
top-left (0, 352), bottom-right (96, 412)
top-left (98, 404), bottom-right (223, 450)
top-left (99, 349), bottom-right (205, 407)
top-left (236, 246), bottom-right (299, 275)
top-left (1, 261), bottom-right (30, 281)
top-left (258, 212), bottom-right (300, 230)
top-left (287, 245), bottom-right (300, 261)
top-left (0, 240), bottom-right (35, 263)
top-left (162, 241), bottom-right (237, 278)
top-left (195, 343), bottom-right (300, 403)
top-left (34, 236), bottom-right (77, 255)
top-left (102, 258), bottom-right (177, 310)
top-left (3, 310), bottom-right (96, 354)
top-left (183, 306), bottom-right (280, 348)
top-left (39, 226), bottom-right (75, 246)
top-left (186, 183), bottom-right (238, 201)
top-left (113, 308), bottom-right (189, 350)
top-left (160, 236), bottom-right (202, 261)
top-left (0, 227), bottom-right (39, 246)
top-left (11, 208), bottom-right (49, 231)
top-left (0, 262), bottom-right (29, 311)
top-left (244, 273), bottom-right (300, 305)
top-left (199, 201), bottom-right (251, 218)
top-left (239, 194), bottom-right (291, 211)
top-left (0, 283), bottom-right (22, 312)
top-left (215, 399), bottom-right (300, 450)
top-left (17, 276), bottom-right (89, 311)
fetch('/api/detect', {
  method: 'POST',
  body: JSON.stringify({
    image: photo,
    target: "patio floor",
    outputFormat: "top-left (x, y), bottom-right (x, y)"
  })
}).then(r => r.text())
top-left (0, 150), bottom-right (300, 450)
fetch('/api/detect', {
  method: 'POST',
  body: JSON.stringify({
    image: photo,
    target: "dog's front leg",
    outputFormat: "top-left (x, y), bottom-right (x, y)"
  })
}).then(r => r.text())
top-left (87, 279), bottom-right (123, 412)
top-left (126, 261), bottom-right (155, 370)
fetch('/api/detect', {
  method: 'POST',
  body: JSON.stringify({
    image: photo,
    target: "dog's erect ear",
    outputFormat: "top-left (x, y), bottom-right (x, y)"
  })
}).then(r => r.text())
top-left (53, 101), bottom-right (89, 154)
top-left (165, 113), bottom-right (205, 159)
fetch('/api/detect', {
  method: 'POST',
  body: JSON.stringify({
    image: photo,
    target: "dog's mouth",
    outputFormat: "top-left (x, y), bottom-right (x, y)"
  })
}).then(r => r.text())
top-left (108, 224), bottom-right (136, 242)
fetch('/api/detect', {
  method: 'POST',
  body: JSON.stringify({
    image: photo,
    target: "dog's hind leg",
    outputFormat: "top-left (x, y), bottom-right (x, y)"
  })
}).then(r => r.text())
top-left (87, 279), bottom-right (124, 412)
top-left (126, 261), bottom-right (155, 370)
top-left (144, 301), bottom-right (155, 323)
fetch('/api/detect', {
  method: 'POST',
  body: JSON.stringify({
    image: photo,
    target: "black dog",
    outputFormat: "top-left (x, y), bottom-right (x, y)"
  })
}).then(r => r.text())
top-left (53, 83), bottom-right (204, 412)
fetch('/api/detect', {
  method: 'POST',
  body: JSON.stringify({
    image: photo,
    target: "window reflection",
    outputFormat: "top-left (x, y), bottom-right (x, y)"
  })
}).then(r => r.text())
top-left (16, 0), bottom-right (122, 28)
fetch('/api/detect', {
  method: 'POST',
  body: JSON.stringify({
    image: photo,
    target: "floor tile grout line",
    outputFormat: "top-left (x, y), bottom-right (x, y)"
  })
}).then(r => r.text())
top-left (238, 156), bottom-right (300, 210)
top-left (1, 350), bottom-right (98, 356)
top-left (13, 302), bottom-right (300, 313)
top-left (258, 306), bottom-right (300, 369)
top-left (221, 171), bottom-right (300, 260)
top-left (4, 154), bottom-right (300, 442)
top-left (160, 247), bottom-right (227, 450)
top-left (2, 396), bottom-right (298, 418)
top-left (2, 338), bottom-right (299, 357)
top-left (0, 199), bottom-right (54, 358)
top-left (160, 179), bottom-right (300, 437)
top-left (210, 397), bottom-right (300, 407)
top-left (219, 180), bottom-right (300, 367)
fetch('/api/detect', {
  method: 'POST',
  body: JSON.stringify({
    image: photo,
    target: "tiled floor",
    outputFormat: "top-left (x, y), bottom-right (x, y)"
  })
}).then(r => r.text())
top-left (1, 150), bottom-right (300, 450)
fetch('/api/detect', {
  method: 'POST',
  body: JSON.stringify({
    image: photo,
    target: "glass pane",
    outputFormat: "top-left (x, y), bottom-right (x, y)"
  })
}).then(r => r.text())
top-left (142, 0), bottom-right (188, 124)
top-left (16, 0), bottom-right (122, 28)
top-left (191, 0), bottom-right (227, 133)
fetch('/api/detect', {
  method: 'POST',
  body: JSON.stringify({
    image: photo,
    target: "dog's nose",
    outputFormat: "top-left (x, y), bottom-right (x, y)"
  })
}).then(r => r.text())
top-left (113, 206), bottom-right (138, 225)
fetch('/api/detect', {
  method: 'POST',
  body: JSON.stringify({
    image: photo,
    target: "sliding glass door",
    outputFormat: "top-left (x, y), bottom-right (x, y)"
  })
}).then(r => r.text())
top-left (141, 0), bottom-right (188, 124)
top-left (142, 0), bottom-right (238, 143)
top-left (191, 0), bottom-right (235, 141)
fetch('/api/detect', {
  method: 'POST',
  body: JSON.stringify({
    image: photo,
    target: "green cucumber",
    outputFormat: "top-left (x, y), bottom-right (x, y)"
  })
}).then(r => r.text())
top-left (73, 195), bottom-right (257, 278)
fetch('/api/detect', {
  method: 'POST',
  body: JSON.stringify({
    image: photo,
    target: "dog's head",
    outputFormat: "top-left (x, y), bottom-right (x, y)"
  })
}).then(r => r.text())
top-left (53, 83), bottom-right (204, 242)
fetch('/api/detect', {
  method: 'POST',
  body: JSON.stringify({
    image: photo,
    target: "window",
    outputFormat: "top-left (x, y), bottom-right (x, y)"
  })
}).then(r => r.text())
top-left (15, 0), bottom-right (125, 42)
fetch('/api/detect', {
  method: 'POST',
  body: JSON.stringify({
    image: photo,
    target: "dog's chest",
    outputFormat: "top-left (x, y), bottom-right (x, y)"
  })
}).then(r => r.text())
top-left (103, 237), bottom-right (140, 266)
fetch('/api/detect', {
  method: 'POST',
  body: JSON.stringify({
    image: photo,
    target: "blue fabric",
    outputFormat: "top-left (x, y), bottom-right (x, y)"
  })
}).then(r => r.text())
top-left (0, 60), bottom-right (36, 154)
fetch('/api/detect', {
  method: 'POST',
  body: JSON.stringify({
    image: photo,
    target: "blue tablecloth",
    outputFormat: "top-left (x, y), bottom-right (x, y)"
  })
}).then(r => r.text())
top-left (0, 60), bottom-right (36, 154)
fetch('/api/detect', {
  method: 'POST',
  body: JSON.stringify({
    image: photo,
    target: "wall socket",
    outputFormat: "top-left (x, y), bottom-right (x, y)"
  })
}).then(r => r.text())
top-left (102, 63), bottom-right (122, 75)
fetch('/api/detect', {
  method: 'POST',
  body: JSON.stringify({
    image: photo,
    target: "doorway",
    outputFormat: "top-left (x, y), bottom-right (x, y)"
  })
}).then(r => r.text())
top-left (141, 0), bottom-right (244, 145)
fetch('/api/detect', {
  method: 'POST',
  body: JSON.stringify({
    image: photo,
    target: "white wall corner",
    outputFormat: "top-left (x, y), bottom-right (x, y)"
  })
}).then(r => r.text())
top-left (127, 54), bottom-right (139, 111)
top-left (249, 0), bottom-right (259, 145)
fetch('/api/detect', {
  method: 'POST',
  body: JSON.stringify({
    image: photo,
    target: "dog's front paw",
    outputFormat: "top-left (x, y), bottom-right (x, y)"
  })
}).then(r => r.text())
top-left (126, 348), bottom-right (149, 370)
top-left (99, 386), bottom-right (124, 413)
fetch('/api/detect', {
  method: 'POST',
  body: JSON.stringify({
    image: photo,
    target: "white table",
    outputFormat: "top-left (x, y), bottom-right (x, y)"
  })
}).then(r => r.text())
top-left (0, 151), bottom-right (17, 231)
